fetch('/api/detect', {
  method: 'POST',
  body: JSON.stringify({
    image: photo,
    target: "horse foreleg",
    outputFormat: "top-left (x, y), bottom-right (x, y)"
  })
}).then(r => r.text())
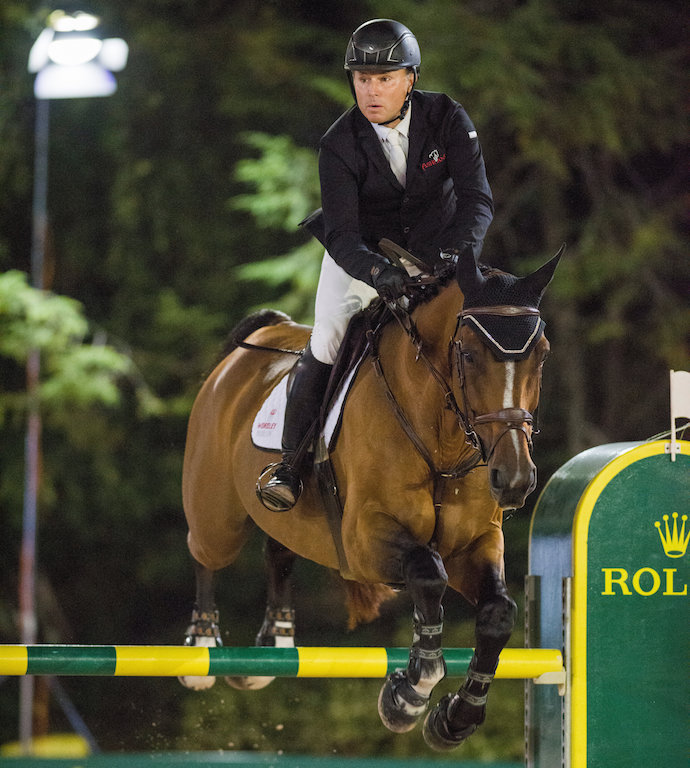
top-left (179, 558), bottom-right (221, 691)
top-left (423, 565), bottom-right (517, 750)
top-left (225, 537), bottom-right (297, 690)
top-left (378, 545), bottom-right (448, 733)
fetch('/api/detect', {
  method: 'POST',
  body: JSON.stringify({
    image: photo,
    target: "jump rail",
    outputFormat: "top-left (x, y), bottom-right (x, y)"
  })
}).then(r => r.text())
top-left (0, 645), bottom-right (564, 685)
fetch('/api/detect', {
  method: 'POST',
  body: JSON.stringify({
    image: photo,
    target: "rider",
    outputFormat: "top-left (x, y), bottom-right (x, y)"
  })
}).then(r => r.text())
top-left (258, 18), bottom-right (494, 513)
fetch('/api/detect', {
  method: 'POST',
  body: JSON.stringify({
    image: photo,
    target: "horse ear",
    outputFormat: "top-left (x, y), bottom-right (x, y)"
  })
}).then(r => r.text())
top-left (455, 252), bottom-right (486, 297)
top-left (521, 243), bottom-right (565, 304)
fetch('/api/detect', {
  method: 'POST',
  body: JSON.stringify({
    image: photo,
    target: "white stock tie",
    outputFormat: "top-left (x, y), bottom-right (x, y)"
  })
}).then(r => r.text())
top-left (386, 129), bottom-right (407, 187)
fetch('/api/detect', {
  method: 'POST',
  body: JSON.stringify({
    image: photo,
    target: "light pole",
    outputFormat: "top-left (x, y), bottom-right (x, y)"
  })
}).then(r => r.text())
top-left (21, 10), bottom-right (128, 754)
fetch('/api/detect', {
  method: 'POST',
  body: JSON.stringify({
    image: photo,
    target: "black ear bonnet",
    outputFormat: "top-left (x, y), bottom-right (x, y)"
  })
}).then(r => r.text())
top-left (461, 271), bottom-right (545, 361)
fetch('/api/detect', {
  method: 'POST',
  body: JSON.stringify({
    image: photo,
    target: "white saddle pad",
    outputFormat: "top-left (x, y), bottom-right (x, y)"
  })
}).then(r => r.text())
top-left (251, 375), bottom-right (288, 450)
top-left (251, 359), bottom-right (364, 452)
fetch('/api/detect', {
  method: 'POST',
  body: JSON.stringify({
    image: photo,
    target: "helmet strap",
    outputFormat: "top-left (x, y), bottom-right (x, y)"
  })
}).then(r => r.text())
top-left (376, 89), bottom-right (413, 126)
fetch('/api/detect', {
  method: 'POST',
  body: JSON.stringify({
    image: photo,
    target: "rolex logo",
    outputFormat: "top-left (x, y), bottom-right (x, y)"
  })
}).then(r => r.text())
top-left (601, 513), bottom-right (688, 596)
top-left (654, 513), bottom-right (689, 558)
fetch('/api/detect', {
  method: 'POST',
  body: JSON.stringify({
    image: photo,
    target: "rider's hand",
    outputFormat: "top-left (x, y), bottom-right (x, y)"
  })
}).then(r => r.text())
top-left (371, 262), bottom-right (409, 302)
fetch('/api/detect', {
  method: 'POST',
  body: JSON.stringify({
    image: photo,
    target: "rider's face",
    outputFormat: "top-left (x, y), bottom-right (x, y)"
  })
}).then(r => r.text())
top-left (353, 69), bottom-right (414, 126)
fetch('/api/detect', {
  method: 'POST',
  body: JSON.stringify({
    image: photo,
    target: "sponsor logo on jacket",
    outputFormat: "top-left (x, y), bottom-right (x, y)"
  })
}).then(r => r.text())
top-left (422, 149), bottom-right (446, 171)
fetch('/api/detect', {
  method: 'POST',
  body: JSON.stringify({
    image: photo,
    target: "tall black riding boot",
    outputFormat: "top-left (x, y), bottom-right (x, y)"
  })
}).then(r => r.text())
top-left (257, 344), bottom-right (332, 512)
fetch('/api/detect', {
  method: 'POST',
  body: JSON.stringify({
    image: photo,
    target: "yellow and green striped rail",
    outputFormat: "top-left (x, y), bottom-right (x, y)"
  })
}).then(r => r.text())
top-left (0, 645), bottom-right (563, 683)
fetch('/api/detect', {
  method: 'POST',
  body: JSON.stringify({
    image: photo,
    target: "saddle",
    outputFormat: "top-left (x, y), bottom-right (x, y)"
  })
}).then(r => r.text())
top-left (320, 299), bottom-right (389, 438)
top-left (248, 300), bottom-right (390, 577)
top-left (250, 298), bottom-right (390, 453)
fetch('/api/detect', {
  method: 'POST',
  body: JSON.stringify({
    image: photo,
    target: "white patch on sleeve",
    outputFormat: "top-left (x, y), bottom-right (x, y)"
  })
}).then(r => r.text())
top-left (468, 130), bottom-right (478, 139)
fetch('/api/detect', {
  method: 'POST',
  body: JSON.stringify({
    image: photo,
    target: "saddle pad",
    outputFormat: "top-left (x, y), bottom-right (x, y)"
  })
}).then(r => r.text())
top-left (251, 375), bottom-right (288, 450)
top-left (251, 356), bottom-right (366, 452)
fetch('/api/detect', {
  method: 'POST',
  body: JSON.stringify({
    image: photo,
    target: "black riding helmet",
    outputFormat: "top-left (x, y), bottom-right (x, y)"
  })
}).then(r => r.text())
top-left (344, 19), bottom-right (421, 125)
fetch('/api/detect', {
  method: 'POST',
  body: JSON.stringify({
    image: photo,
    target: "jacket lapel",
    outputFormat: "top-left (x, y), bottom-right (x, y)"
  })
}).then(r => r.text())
top-left (355, 110), bottom-right (405, 190)
top-left (406, 101), bottom-right (427, 185)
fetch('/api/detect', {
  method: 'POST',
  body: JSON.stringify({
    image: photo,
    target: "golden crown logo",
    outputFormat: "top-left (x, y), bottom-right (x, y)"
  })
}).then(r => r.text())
top-left (654, 513), bottom-right (689, 558)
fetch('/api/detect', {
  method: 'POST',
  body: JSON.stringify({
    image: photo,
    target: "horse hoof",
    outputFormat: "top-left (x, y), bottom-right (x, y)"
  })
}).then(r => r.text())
top-left (224, 675), bottom-right (275, 691)
top-left (422, 694), bottom-right (479, 751)
top-left (377, 670), bottom-right (429, 733)
top-left (179, 635), bottom-right (218, 691)
top-left (179, 673), bottom-right (216, 691)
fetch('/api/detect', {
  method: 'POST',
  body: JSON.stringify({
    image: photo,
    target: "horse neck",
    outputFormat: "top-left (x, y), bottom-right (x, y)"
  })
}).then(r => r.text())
top-left (412, 280), bottom-right (464, 366)
top-left (380, 281), bottom-right (469, 457)
top-left (381, 281), bottom-right (464, 384)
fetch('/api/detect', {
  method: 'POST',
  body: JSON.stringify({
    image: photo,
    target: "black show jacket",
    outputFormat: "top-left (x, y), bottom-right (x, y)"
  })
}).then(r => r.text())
top-left (303, 89), bottom-right (494, 287)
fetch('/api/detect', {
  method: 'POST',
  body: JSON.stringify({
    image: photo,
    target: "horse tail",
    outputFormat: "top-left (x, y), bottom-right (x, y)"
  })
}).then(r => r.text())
top-left (214, 309), bottom-right (292, 365)
top-left (343, 580), bottom-right (398, 631)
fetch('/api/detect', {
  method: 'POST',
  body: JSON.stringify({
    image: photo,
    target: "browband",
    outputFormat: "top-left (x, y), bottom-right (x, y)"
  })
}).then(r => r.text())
top-left (460, 305), bottom-right (540, 317)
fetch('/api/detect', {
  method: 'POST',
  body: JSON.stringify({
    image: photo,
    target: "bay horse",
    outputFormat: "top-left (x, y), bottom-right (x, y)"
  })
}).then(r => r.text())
top-left (180, 247), bottom-right (563, 750)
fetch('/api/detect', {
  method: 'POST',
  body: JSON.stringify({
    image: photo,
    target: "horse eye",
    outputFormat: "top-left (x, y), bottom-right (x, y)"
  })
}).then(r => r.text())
top-left (462, 350), bottom-right (474, 364)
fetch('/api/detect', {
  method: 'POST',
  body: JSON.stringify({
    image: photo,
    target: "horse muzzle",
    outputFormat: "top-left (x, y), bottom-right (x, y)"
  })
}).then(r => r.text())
top-left (474, 409), bottom-right (537, 510)
top-left (489, 460), bottom-right (537, 510)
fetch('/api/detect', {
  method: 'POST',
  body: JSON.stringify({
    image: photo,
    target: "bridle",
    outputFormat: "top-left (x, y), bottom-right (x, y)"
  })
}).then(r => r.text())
top-left (366, 297), bottom-right (544, 514)
top-left (452, 305), bottom-right (542, 463)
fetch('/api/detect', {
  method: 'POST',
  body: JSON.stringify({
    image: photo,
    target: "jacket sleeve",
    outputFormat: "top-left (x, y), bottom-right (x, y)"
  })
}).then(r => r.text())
top-left (317, 140), bottom-right (388, 287)
top-left (440, 104), bottom-right (494, 264)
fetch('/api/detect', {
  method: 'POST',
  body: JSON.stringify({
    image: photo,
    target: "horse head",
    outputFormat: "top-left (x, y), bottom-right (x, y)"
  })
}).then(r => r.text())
top-left (454, 245), bottom-right (564, 509)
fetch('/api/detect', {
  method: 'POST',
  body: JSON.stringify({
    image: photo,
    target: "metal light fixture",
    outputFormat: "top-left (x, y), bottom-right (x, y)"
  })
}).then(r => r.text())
top-left (28, 10), bottom-right (128, 99)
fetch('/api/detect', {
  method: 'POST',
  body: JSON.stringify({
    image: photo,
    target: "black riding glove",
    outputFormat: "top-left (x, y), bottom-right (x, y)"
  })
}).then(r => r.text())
top-left (371, 262), bottom-right (409, 302)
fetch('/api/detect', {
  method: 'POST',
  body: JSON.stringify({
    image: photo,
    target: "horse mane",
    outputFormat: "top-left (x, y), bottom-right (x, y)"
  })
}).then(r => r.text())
top-left (207, 260), bottom-right (509, 376)
top-left (407, 260), bottom-right (502, 311)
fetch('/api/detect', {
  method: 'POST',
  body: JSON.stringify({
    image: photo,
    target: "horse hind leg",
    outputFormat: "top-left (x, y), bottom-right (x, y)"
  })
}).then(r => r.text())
top-left (378, 545), bottom-right (448, 733)
top-left (179, 559), bottom-right (222, 691)
top-left (225, 537), bottom-right (297, 691)
top-left (255, 537), bottom-right (297, 648)
top-left (423, 566), bottom-right (517, 751)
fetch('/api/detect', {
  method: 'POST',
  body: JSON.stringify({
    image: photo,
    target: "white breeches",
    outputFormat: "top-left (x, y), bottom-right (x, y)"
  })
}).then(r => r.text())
top-left (310, 250), bottom-right (379, 365)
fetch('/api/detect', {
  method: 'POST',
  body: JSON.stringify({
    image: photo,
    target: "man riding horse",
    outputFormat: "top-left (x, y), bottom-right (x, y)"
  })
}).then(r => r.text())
top-left (259, 18), bottom-right (495, 513)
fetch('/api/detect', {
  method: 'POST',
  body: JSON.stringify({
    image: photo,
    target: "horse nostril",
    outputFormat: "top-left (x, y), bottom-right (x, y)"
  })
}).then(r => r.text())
top-left (490, 467), bottom-right (504, 491)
